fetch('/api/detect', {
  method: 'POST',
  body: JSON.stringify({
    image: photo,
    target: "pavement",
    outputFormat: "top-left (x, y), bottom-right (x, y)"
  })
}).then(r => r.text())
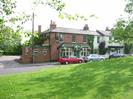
top-left (0, 56), bottom-right (59, 75)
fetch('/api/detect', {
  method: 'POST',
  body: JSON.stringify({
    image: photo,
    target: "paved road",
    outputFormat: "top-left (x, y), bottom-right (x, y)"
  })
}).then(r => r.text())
top-left (0, 56), bottom-right (59, 75)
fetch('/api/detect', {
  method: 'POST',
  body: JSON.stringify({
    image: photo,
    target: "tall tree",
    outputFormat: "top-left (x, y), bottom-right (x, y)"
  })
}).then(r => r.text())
top-left (112, 0), bottom-right (133, 54)
top-left (98, 41), bottom-right (106, 55)
top-left (0, 0), bottom-right (31, 55)
top-left (112, 18), bottom-right (133, 53)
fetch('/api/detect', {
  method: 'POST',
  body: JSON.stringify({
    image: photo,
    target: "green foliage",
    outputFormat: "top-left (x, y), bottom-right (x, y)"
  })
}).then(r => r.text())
top-left (88, 35), bottom-right (94, 53)
top-left (0, 0), bottom-right (31, 55)
top-left (112, 19), bottom-right (126, 41)
top-left (1, 57), bottom-right (133, 98)
top-left (23, 32), bottom-right (44, 47)
top-left (112, 0), bottom-right (133, 54)
top-left (125, 0), bottom-right (133, 15)
top-left (124, 43), bottom-right (133, 54)
top-left (0, 26), bottom-right (22, 55)
top-left (98, 41), bottom-right (106, 55)
top-left (33, 0), bottom-right (94, 21)
top-left (112, 18), bottom-right (133, 53)
top-left (46, 0), bottom-right (65, 12)
top-left (0, 49), bottom-right (3, 56)
top-left (93, 49), bottom-right (98, 54)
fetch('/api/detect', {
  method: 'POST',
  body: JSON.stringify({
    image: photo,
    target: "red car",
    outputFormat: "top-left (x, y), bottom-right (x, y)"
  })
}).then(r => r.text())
top-left (58, 56), bottom-right (83, 64)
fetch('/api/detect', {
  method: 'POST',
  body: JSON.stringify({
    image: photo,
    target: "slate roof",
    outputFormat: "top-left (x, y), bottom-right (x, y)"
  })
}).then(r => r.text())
top-left (42, 27), bottom-right (100, 36)
top-left (96, 30), bottom-right (111, 37)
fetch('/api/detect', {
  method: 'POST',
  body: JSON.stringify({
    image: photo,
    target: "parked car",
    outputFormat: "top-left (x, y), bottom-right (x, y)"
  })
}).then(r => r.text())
top-left (109, 53), bottom-right (126, 58)
top-left (58, 56), bottom-right (83, 64)
top-left (83, 54), bottom-right (106, 62)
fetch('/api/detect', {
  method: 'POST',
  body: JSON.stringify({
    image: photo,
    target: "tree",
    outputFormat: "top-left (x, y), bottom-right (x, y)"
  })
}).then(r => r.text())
top-left (125, 0), bottom-right (133, 16)
top-left (98, 41), bottom-right (106, 55)
top-left (111, 0), bottom-right (133, 54)
top-left (112, 18), bottom-right (133, 53)
top-left (87, 35), bottom-right (94, 53)
top-left (0, 0), bottom-right (31, 55)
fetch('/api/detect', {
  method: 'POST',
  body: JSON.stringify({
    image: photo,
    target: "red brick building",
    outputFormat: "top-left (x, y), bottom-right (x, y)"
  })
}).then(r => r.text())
top-left (21, 21), bottom-right (99, 63)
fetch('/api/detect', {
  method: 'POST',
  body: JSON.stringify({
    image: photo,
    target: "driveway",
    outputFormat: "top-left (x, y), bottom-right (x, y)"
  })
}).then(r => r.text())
top-left (0, 56), bottom-right (59, 75)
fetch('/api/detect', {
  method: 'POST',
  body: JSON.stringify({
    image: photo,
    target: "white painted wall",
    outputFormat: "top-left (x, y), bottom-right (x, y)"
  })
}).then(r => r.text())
top-left (93, 36), bottom-right (99, 49)
top-left (93, 35), bottom-right (124, 54)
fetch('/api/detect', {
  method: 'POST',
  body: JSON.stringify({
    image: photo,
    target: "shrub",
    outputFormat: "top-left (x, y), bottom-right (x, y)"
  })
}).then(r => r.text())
top-left (0, 50), bottom-right (4, 56)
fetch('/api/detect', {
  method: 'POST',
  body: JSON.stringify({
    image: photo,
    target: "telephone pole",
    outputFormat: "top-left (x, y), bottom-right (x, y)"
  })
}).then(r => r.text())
top-left (32, 12), bottom-right (34, 63)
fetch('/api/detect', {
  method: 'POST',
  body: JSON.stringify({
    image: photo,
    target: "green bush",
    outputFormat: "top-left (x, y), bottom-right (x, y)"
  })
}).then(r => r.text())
top-left (0, 50), bottom-right (4, 56)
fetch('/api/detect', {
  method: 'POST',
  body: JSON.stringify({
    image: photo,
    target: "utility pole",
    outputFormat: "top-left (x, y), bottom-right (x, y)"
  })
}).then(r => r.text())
top-left (32, 12), bottom-right (34, 63)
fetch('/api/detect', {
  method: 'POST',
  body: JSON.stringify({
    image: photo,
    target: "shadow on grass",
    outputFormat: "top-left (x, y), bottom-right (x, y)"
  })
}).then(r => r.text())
top-left (21, 57), bottom-right (133, 99)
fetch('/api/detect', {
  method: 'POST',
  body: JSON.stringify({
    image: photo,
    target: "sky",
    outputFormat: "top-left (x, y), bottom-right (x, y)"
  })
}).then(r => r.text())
top-left (16, 0), bottom-right (126, 32)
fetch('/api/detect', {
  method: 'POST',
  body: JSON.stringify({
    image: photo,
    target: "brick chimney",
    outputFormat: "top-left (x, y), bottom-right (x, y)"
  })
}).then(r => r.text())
top-left (38, 25), bottom-right (41, 33)
top-left (83, 24), bottom-right (89, 30)
top-left (50, 20), bottom-right (56, 30)
top-left (105, 27), bottom-right (111, 31)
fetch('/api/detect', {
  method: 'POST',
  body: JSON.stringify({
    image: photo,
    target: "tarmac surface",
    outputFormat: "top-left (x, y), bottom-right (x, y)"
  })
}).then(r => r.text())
top-left (0, 56), bottom-right (59, 75)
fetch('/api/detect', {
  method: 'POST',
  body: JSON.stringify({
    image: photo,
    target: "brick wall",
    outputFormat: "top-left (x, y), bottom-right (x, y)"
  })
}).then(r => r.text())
top-left (76, 34), bottom-right (84, 43)
top-left (64, 33), bottom-right (72, 43)
top-left (50, 33), bottom-right (59, 61)
top-left (49, 33), bottom-right (88, 61)
top-left (21, 32), bottom-right (88, 63)
top-left (21, 47), bottom-right (50, 63)
top-left (63, 33), bottom-right (87, 44)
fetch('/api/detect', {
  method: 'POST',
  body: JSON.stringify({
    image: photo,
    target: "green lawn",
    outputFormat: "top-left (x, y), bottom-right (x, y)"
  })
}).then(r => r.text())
top-left (1, 57), bottom-right (133, 99)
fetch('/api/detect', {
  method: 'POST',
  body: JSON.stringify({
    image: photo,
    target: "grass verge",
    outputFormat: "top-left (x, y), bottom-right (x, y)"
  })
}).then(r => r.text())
top-left (0, 57), bottom-right (133, 99)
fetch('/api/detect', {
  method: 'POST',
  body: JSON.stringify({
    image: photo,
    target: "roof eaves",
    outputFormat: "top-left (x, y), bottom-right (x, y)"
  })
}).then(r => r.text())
top-left (96, 30), bottom-right (105, 36)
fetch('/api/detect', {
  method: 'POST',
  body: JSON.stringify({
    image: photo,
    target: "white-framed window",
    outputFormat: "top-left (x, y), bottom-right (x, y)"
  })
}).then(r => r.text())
top-left (42, 50), bottom-right (47, 55)
top-left (33, 49), bottom-right (39, 56)
top-left (80, 48), bottom-right (89, 56)
top-left (60, 48), bottom-right (73, 58)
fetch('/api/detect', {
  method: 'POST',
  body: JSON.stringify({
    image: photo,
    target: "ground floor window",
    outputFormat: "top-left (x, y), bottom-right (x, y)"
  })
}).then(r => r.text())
top-left (60, 47), bottom-right (89, 58)
top-left (80, 48), bottom-right (89, 57)
top-left (60, 48), bottom-right (73, 58)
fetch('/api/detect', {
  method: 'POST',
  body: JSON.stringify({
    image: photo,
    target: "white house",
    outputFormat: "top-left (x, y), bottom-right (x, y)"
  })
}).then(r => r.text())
top-left (93, 30), bottom-right (124, 54)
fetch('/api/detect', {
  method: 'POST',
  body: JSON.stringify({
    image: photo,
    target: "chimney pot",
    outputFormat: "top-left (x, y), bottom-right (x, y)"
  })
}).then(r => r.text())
top-left (50, 20), bottom-right (56, 30)
top-left (83, 24), bottom-right (89, 30)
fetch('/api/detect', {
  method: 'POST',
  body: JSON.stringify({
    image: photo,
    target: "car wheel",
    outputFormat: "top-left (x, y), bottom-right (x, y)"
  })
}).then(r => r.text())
top-left (65, 61), bottom-right (69, 64)
top-left (79, 60), bottom-right (82, 63)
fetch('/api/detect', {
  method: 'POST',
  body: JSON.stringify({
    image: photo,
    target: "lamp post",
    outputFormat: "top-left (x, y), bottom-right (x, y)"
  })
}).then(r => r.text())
top-left (32, 12), bottom-right (35, 63)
